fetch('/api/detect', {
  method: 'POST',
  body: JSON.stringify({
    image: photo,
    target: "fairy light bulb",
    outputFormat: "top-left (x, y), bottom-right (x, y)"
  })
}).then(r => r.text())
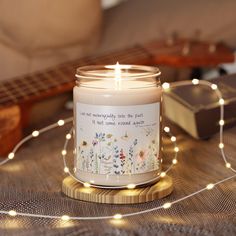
top-left (219, 143), bottom-right (224, 149)
top-left (64, 167), bottom-right (69, 173)
top-left (83, 182), bottom-right (91, 188)
top-left (219, 120), bottom-right (224, 126)
top-left (32, 130), bottom-right (39, 137)
top-left (163, 202), bottom-right (172, 209)
top-left (226, 163), bottom-right (231, 168)
top-left (206, 183), bottom-right (214, 190)
top-left (192, 79), bottom-right (199, 85)
top-left (219, 99), bottom-right (225, 105)
top-left (160, 172), bottom-right (166, 178)
top-left (61, 215), bottom-right (70, 221)
top-left (211, 84), bottom-right (218, 90)
top-left (58, 120), bottom-right (65, 126)
top-left (8, 152), bottom-right (15, 160)
top-left (162, 82), bottom-right (170, 90)
top-left (172, 159), bottom-right (178, 165)
top-left (171, 136), bottom-right (176, 142)
top-left (66, 134), bottom-right (72, 140)
top-left (113, 214), bottom-right (122, 220)
top-left (61, 150), bottom-right (67, 156)
top-left (164, 126), bottom-right (170, 133)
top-left (127, 184), bottom-right (136, 189)
top-left (8, 210), bottom-right (17, 216)
top-left (174, 147), bottom-right (179, 152)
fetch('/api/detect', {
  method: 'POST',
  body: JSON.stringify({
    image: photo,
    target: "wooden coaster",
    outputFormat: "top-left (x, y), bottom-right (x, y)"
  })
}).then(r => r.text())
top-left (62, 175), bottom-right (173, 204)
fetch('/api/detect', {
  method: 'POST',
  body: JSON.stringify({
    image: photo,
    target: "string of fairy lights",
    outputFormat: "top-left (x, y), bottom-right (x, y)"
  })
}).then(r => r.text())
top-left (0, 79), bottom-right (235, 222)
top-left (61, 123), bottom-right (178, 190)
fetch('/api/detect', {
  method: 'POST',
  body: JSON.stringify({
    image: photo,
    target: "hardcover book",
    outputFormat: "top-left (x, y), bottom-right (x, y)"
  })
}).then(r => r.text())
top-left (163, 74), bottom-right (236, 139)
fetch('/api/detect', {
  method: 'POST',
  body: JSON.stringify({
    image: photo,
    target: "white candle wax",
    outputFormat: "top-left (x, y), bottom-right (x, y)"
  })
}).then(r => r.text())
top-left (74, 67), bottom-right (162, 187)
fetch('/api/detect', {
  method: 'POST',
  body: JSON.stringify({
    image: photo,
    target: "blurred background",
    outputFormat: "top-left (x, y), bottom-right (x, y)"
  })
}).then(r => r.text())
top-left (1, 0), bottom-right (236, 81)
top-left (1, 2), bottom-right (236, 235)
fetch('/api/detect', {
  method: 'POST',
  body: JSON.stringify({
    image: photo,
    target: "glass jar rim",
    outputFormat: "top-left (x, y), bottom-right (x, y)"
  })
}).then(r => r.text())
top-left (76, 64), bottom-right (161, 81)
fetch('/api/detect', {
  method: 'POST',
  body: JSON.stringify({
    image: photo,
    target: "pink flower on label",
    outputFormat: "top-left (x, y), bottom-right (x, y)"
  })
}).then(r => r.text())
top-left (120, 149), bottom-right (126, 160)
top-left (92, 140), bottom-right (98, 146)
top-left (136, 149), bottom-right (148, 162)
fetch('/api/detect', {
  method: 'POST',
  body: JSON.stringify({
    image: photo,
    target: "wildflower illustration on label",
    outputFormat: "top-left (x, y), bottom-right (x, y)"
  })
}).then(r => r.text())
top-left (75, 102), bottom-right (160, 175)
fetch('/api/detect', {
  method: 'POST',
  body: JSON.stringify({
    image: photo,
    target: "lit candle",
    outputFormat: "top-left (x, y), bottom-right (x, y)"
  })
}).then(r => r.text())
top-left (73, 64), bottom-right (162, 186)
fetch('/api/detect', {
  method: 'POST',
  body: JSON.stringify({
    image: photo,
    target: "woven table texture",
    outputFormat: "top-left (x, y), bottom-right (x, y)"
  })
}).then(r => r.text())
top-left (0, 109), bottom-right (235, 236)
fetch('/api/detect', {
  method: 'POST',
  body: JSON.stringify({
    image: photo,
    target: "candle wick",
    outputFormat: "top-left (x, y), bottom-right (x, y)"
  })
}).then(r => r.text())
top-left (115, 62), bottom-right (121, 90)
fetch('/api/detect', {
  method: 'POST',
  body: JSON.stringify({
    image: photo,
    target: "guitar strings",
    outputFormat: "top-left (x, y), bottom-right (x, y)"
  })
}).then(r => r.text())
top-left (0, 47), bottom-right (147, 103)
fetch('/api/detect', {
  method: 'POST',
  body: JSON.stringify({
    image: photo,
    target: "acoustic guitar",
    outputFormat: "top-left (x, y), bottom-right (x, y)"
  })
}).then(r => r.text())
top-left (0, 38), bottom-right (234, 155)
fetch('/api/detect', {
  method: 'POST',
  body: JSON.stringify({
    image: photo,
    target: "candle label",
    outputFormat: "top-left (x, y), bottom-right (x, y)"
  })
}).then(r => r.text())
top-left (75, 102), bottom-right (160, 175)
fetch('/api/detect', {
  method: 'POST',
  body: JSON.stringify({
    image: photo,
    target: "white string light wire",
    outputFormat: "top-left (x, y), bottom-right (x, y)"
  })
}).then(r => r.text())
top-left (0, 79), bottom-right (235, 221)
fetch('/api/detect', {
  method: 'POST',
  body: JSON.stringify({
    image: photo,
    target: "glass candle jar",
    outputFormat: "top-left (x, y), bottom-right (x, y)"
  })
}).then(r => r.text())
top-left (73, 64), bottom-right (162, 187)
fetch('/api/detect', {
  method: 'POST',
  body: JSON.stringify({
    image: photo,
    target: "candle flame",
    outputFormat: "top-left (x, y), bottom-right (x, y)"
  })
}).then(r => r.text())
top-left (114, 62), bottom-right (121, 90)
top-left (114, 62), bottom-right (121, 81)
top-left (105, 62), bottom-right (128, 89)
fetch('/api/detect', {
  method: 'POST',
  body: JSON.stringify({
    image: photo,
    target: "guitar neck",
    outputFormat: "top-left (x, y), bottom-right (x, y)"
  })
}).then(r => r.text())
top-left (0, 45), bottom-right (151, 107)
top-left (0, 38), bottom-right (234, 107)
